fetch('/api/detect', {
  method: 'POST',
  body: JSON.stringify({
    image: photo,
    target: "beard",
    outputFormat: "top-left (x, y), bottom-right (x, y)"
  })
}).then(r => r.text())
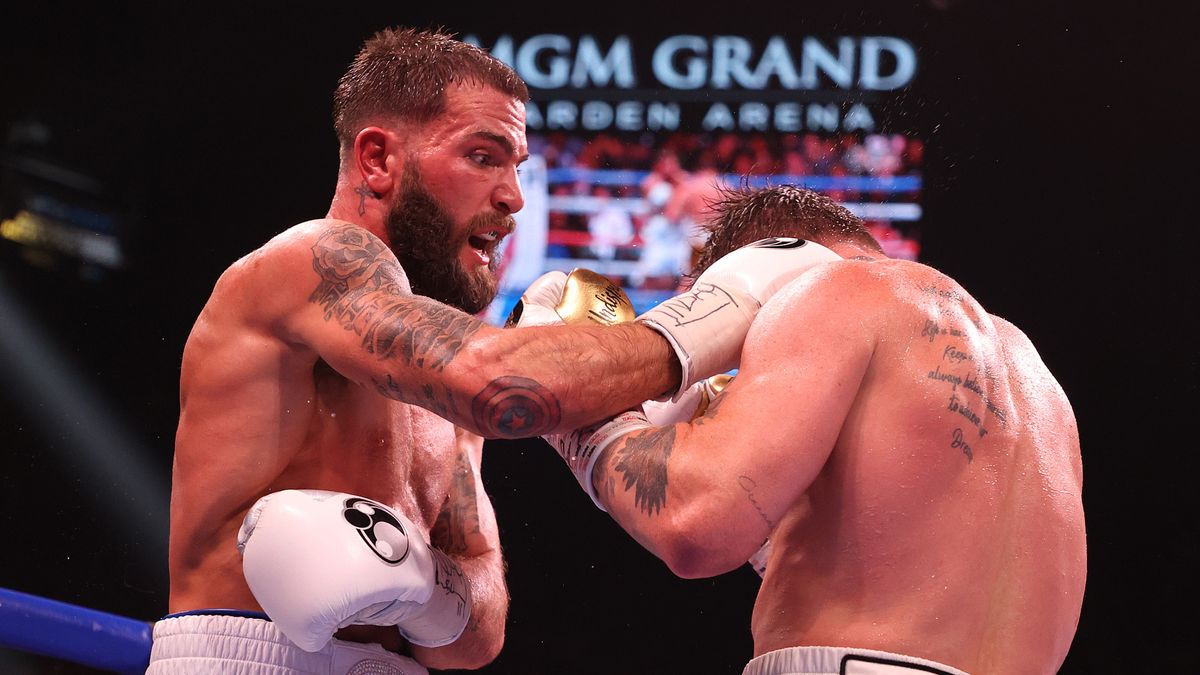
top-left (384, 166), bottom-right (511, 315)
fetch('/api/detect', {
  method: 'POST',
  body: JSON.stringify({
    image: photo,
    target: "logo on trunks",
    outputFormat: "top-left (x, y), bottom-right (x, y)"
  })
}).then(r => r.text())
top-left (748, 237), bottom-right (807, 249)
top-left (342, 497), bottom-right (410, 565)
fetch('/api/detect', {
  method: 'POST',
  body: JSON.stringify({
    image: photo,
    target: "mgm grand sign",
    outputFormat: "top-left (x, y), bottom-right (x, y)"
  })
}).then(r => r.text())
top-left (464, 34), bottom-right (918, 133)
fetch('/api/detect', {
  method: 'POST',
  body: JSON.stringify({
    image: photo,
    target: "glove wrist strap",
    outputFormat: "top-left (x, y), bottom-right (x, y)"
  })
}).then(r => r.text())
top-left (546, 410), bottom-right (653, 511)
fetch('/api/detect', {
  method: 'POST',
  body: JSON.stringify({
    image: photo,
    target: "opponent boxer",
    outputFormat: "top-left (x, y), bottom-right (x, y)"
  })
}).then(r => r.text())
top-left (545, 186), bottom-right (1086, 675)
top-left (152, 28), bottom-right (817, 674)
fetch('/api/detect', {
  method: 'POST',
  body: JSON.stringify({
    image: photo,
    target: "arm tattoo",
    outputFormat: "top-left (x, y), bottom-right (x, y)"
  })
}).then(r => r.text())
top-left (609, 425), bottom-right (676, 516)
top-left (309, 226), bottom-right (483, 374)
top-left (737, 475), bottom-right (775, 530)
top-left (471, 377), bottom-right (561, 439)
top-left (430, 449), bottom-right (481, 556)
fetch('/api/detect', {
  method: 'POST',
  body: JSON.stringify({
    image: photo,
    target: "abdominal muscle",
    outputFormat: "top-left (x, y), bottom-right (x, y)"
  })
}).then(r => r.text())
top-left (169, 356), bottom-right (457, 653)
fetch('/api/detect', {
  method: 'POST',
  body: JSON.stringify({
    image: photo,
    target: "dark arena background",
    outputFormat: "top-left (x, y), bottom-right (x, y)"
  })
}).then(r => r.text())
top-left (0, 2), bottom-right (1191, 673)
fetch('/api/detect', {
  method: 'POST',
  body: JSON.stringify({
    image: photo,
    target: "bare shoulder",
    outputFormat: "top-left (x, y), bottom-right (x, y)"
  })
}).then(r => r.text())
top-left (215, 219), bottom-right (332, 287)
top-left (750, 259), bottom-right (895, 349)
top-left (990, 312), bottom-right (1069, 393)
top-left (767, 258), bottom-right (902, 316)
top-left (214, 220), bottom-right (409, 315)
top-left (228, 219), bottom-right (391, 277)
top-left (989, 313), bottom-right (1035, 349)
top-left (755, 258), bottom-right (990, 349)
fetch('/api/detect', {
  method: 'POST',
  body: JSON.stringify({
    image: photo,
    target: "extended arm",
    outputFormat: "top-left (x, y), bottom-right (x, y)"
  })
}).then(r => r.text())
top-left (274, 222), bottom-right (679, 438)
top-left (584, 266), bottom-right (878, 578)
top-left (412, 428), bottom-right (507, 669)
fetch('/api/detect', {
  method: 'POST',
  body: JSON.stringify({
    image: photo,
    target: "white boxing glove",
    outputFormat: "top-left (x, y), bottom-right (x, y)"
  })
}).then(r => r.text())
top-left (543, 410), bottom-right (655, 512)
top-left (506, 268), bottom-right (635, 328)
top-left (636, 237), bottom-right (840, 401)
top-left (237, 489), bottom-right (472, 652)
top-left (642, 373), bottom-right (734, 426)
top-left (548, 374), bottom-right (737, 511)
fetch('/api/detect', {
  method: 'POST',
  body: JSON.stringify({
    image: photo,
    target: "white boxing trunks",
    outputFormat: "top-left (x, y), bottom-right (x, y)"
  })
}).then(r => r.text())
top-left (146, 610), bottom-right (429, 675)
top-left (742, 646), bottom-right (970, 675)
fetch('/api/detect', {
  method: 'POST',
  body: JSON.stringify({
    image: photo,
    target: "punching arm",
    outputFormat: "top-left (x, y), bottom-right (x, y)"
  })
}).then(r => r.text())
top-left (268, 222), bottom-right (679, 439)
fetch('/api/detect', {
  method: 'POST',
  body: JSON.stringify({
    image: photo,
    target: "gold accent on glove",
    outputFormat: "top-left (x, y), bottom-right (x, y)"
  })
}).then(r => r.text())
top-left (693, 373), bottom-right (735, 419)
top-left (556, 269), bottom-right (635, 326)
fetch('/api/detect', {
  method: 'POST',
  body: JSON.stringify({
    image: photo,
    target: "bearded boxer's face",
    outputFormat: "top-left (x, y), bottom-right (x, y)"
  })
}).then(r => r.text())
top-left (384, 164), bottom-right (512, 315)
top-left (381, 82), bottom-right (525, 315)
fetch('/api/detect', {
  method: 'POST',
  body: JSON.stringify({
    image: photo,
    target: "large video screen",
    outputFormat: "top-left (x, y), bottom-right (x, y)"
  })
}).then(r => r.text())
top-left (463, 33), bottom-right (926, 324)
top-left (485, 129), bottom-right (923, 324)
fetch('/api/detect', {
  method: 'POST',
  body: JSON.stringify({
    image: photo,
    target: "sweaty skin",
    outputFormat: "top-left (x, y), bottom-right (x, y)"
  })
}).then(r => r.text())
top-left (592, 252), bottom-right (1086, 675)
top-left (169, 82), bottom-right (677, 670)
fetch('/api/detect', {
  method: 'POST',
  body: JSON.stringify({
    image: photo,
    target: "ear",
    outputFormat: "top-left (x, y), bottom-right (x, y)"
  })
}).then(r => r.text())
top-left (352, 127), bottom-right (401, 197)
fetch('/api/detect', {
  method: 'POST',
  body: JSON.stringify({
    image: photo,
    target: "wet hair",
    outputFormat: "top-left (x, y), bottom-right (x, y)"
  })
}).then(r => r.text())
top-left (332, 27), bottom-right (529, 150)
top-left (692, 184), bottom-right (883, 275)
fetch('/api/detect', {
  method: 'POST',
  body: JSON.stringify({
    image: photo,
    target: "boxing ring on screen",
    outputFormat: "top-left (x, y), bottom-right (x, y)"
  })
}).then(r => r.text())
top-left (0, 587), bottom-right (151, 673)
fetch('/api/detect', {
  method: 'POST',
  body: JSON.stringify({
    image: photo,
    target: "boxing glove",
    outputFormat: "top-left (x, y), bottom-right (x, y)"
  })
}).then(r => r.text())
top-left (506, 268), bottom-right (635, 328)
top-left (636, 237), bottom-right (840, 401)
top-left (544, 410), bottom-right (657, 511)
top-left (237, 489), bottom-right (472, 651)
top-left (505, 270), bottom-right (644, 509)
top-left (642, 373), bottom-right (734, 426)
top-left (549, 373), bottom-right (734, 511)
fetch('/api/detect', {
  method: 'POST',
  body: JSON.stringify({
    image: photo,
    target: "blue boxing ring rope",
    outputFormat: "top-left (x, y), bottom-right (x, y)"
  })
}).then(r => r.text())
top-left (0, 586), bottom-right (152, 674)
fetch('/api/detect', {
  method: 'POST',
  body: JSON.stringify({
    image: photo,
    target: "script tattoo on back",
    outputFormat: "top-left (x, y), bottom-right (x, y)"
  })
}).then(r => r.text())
top-left (918, 316), bottom-right (1009, 462)
top-left (309, 225), bottom-right (483, 379)
top-left (607, 425), bottom-right (676, 516)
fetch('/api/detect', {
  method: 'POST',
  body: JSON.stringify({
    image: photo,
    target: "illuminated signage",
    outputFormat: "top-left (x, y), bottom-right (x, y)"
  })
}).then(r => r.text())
top-left (465, 34), bottom-right (918, 133)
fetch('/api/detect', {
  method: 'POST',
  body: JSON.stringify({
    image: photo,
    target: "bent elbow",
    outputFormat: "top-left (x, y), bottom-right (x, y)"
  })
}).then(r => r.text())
top-left (457, 634), bottom-right (505, 671)
top-left (662, 545), bottom-right (717, 579)
top-left (661, 542), bottom-right (741, 579)
top-left (474, 628), bottom-right (505, 669)
top-left (418, 631), bottom-right (504, 672)
top-left (655, 513), bottom-right (745, 580)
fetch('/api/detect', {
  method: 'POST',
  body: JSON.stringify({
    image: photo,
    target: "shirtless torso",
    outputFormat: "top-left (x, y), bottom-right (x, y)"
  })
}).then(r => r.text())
top-left (167, 200), bottom-right (689, 669)
top-left (749, 259), bottom-right (1085, 673)
top-left (593, 255), bottom-right (1086, 674)
top-left (169, 222), bottom-right (473, 652)
top-left (161, 36), bottom-right (706, 671)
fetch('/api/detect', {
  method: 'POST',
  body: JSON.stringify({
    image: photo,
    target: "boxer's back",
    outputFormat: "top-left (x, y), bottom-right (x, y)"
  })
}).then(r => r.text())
top-left (753, 259), bottom-right (1085, 674)
top-left (168, 222), bottom-right (457, 620)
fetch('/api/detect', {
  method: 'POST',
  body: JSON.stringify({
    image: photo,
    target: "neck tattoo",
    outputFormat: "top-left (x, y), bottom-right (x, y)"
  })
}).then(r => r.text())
top-left (353, 183), bottom-right (376, 216)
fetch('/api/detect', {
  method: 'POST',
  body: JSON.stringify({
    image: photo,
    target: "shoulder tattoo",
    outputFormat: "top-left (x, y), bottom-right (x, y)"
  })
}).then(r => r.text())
top-left (308, 225), bottom-right (482, 372)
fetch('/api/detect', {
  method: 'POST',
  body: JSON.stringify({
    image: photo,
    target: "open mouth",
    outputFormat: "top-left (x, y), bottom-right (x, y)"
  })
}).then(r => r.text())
top-left (468, 229), bottom-right (501, 254)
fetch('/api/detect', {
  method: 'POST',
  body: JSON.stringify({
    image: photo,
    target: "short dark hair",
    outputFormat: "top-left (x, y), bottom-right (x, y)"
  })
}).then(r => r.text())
top-left (692, 184), bottom-right (883, 275)
top-left (332, 27), bottom-right (529, 150)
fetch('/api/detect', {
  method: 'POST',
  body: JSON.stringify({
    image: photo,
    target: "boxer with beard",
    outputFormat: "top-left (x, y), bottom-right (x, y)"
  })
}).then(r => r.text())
top-left (152, 27), bottom-right (799, 675)
top-left (384, 163), bottom-right (509, 316)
